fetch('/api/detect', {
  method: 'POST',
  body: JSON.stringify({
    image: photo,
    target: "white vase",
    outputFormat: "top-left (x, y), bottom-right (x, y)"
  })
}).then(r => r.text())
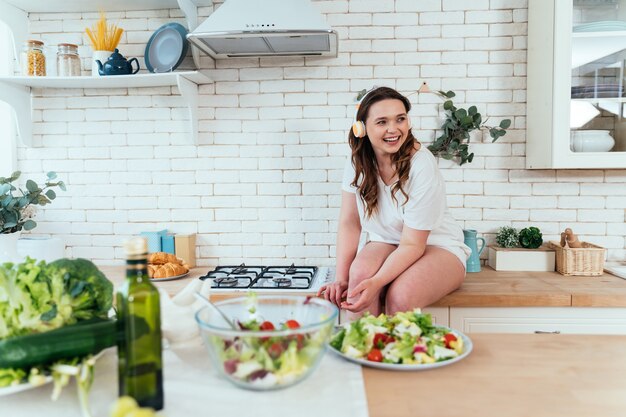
top-left (0, 231), bottom-right (22, 264)
top-left (92, 50), bottom-right (113, 76)
top-left (17, 236), bottom-right (65, 262)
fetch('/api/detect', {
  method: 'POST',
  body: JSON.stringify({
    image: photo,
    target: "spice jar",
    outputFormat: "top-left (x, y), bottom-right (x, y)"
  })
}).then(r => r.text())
top-left (56, 43), bottom-right (81, 76)
top-left (21, 40), bottom-right (46, 76)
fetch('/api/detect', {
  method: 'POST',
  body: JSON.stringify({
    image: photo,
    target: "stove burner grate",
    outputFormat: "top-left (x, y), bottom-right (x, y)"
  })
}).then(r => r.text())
top-left (271, 277), bottom-right (293, 288)
top-left (201, 263), bottom-right (319, 290)
top-left (214, 277), bottom-right (239, 287)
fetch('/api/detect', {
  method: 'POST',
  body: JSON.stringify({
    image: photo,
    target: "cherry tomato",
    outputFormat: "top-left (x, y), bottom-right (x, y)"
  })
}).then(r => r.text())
top-left (268, 342), bottom-right (283, 359)
top-left (373, 333), bottom-right (387, 349)
top-left (444, 333), bottom-right (458, 349)
top-left (259, 321), bottom-right (275, 331)
top-left (284, 319), bottom-right (301, 329)
top-left (367, 348), bottom-right (383, 362)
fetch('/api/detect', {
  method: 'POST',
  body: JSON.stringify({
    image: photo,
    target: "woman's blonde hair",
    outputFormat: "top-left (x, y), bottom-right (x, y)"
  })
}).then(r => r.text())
top-left (348, 86), bottom-right (417, 218)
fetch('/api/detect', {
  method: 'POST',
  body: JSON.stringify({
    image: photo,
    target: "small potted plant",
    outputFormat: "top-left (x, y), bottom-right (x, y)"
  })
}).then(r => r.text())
top-left (488, 226), bottom-right (555, 271)
top-left (0, 171), bottom-right (65, 262)
top-left (428, 90), bottom-right (511, 165)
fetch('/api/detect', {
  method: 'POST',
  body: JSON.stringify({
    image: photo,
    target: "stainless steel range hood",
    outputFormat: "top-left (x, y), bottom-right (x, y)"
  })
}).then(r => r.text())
top-left (187, 0), bottom-right (338, 59)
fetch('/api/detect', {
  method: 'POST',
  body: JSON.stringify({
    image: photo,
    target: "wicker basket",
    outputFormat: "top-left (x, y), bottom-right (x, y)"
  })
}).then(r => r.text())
top-left (547, 241), bottom-right (606, 276)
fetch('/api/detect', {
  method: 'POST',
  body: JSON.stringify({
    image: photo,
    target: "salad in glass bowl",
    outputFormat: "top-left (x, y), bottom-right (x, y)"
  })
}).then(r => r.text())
top-left (329, 309), bottom-right (471, 369)
top-left (195, 294), bottom-right (338, 390)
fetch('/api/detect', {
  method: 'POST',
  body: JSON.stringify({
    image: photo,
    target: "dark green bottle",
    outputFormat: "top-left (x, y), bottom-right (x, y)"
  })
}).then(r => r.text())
top-left (117, 238), bottom-right (164, 410)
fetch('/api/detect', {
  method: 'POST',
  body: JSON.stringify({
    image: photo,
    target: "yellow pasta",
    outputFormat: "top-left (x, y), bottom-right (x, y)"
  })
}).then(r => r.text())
top-left (85, 12), bottom-right (124, 51)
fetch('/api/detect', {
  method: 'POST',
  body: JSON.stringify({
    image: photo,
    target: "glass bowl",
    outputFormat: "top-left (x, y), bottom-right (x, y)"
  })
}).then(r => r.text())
top-left (195, 295), bottom-right (338, 390)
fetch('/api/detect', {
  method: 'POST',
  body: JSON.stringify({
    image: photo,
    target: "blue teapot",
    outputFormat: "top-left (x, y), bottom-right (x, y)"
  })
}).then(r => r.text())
top-left (96, 49), bottom-right (140, 76)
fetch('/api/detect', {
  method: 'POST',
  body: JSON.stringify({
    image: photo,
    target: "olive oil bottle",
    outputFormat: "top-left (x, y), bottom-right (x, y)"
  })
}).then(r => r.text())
top-left (117, 238), bottom-right (164, 410)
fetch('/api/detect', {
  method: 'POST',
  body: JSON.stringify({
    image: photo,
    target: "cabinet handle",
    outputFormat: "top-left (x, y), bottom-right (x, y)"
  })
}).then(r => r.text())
top-left (534, 330), bottom-right (561, 334)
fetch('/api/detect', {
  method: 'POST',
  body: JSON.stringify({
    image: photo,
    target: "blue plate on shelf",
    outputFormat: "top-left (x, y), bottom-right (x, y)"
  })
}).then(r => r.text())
top-left (145, 22), bottom-right (189, 73)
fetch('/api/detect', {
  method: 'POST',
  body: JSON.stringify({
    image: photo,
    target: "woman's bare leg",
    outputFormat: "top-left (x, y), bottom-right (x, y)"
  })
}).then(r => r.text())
top-left (346, 241), bottom-right (396, 320)
top-left (385, 246), bottom-right (465, 315)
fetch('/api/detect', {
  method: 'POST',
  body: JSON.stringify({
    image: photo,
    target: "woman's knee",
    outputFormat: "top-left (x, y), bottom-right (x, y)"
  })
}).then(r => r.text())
top-left (348, 261), bottom-right (373, 289)
top-left (385, 285), bottom-right (419, 314)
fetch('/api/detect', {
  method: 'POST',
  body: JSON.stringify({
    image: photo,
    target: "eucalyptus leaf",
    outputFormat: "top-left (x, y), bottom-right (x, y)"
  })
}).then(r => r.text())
top-left (46, 189), bottom-right (57, 200)
top-left (500, 119), bottom-right (511, 129)
top-left (23, 219), bottom-right (36, 230)
top-left (443, 100), bottom-right (453, 110)
top-left (47, 171), bottom-right (58, 179)
top-left (25, 180), bottom-right (39, 192)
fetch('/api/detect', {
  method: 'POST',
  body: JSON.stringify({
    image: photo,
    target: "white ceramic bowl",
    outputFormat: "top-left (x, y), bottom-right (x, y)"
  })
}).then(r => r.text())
top-left (570, 130), bottom-right (615, 152)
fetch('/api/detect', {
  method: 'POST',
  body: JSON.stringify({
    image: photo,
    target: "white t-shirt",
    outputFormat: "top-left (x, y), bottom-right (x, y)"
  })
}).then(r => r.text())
top-left (341, 147), bottom-right (471, 268)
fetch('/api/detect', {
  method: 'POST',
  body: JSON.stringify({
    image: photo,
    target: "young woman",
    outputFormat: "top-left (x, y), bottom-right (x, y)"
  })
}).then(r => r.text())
top-left (318, 86), bottom-right (470, 317)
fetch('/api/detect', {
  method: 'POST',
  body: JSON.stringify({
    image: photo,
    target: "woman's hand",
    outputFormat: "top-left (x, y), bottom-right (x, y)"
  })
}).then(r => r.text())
top-left (317, 281), bottom-right (348, 307)
top-left (341, 279), bottom-right (382, 313)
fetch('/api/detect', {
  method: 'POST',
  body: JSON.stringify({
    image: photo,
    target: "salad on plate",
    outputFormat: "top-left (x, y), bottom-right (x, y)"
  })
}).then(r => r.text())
top-left (329, 309), bottom-right (470, 368)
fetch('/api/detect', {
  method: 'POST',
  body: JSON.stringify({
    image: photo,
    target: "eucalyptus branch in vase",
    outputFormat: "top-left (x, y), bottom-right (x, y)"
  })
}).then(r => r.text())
top-left (427, 90), bottom-right (512, 165)
top-left (0, 171), bottom-right (66, 234)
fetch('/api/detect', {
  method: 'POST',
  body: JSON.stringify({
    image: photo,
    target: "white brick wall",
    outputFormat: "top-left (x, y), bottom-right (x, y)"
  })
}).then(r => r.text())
top-left (15, 0), bottom-right (626, 265)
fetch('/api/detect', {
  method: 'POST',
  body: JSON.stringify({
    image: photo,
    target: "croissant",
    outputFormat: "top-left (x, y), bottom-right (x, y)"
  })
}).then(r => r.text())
top-left (152, 262), bottom-right (189, 278)
top-left (148, 252), bottom-right (182, 265)
top-left (147, 264), bottom-right (157, 278)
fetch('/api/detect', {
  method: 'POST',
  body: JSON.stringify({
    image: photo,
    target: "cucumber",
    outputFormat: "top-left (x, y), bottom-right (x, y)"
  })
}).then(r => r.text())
top-left (0, 318), bottom-right (118, 369)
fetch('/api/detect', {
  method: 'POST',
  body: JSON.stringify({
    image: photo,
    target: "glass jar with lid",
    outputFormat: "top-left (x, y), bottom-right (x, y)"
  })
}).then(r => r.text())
top-left (21, 40), bottom-right (46, 76)
top-left (56, 43), bottom-right (81, 76)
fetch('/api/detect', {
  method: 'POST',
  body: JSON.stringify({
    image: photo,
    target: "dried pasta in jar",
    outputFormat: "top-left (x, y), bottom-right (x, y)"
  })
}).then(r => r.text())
top-left (21, 40), bottom-right (46, 76)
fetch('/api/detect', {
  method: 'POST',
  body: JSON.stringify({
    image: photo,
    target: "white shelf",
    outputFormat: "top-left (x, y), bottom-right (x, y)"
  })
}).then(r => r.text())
top-left (572, 30), bottom-right (626, 38)
top-left (0, 71), bottom-right (212, 146)
top-left (1, 0), bottom-right (213, 13)
top-left (0, 71), bottom-right (210, 89)
top-left (571, 30), bottom-right (626, 68)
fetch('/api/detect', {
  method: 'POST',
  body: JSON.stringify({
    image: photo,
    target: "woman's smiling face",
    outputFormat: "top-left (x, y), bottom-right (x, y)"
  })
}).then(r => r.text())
top-left (364, 98), bottom-right (411, 159)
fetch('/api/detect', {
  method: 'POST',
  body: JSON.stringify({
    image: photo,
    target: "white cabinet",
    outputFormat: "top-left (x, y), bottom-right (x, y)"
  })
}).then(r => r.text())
top-left (527, 0), bottom-right (626, 168)
top-left (450, 307), bottom-right (626, 335)
top-left (0, 0), bottom-right (213, 146)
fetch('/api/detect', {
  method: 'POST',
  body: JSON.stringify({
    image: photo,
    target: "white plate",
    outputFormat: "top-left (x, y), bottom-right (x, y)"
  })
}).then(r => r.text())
top-left (0, 377), bottom-right (52, 397)
top-left (150, 271), bottom-right (189, 282)
top-left (329, 326), bottom-right (473, 371)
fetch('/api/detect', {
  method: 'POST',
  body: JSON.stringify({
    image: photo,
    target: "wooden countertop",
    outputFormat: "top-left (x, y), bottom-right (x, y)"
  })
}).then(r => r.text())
top-left (100, 266), bottom-right (626, 308)
top-left (364, 333), bottom-right (626, 417)
top-left (100, 266), bottom-right (626, 416)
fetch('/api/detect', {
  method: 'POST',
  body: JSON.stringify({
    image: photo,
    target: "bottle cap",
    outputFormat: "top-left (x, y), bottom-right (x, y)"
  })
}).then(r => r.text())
top-left (124, 237), bottom-right (148, 256)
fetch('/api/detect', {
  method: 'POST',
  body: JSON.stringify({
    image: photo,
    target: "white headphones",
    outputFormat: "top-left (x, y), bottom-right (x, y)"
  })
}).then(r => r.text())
top-left (351, 86), bottom-right (412, 138)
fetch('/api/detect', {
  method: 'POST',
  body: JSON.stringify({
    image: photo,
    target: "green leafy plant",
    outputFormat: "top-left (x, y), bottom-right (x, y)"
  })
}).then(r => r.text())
top-left (428, 91), bottom-right (511, 165)
top-left (495, 226), bottom-right (519, 248)
top-left (518, 227), bottom-right (543, 249)
top-left (0, 171), bottom-right (66, 234)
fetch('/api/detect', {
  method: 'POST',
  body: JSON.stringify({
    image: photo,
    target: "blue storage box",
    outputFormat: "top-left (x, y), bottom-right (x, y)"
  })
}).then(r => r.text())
top-left (140, 230), bottom-right (167, 253)
top-left (161, 233), bottom-right (175, 255)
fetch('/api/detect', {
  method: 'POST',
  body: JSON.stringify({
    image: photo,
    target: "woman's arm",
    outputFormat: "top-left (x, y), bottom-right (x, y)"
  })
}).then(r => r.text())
top-left (318, 191), bottom-right (361, 306)
top-left (342, 226), bottom-right (429, 312)
top-left (335, 191), bottom-right (361, 283)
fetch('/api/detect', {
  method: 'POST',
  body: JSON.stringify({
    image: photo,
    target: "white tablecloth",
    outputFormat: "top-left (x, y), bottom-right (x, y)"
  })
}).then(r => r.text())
top-left (3, 337), bottom-right (369, 417)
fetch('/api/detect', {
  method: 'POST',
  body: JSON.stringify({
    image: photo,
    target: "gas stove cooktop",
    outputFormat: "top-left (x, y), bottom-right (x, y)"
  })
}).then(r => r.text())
top-left (199, 263), bottom-right (333, 292)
